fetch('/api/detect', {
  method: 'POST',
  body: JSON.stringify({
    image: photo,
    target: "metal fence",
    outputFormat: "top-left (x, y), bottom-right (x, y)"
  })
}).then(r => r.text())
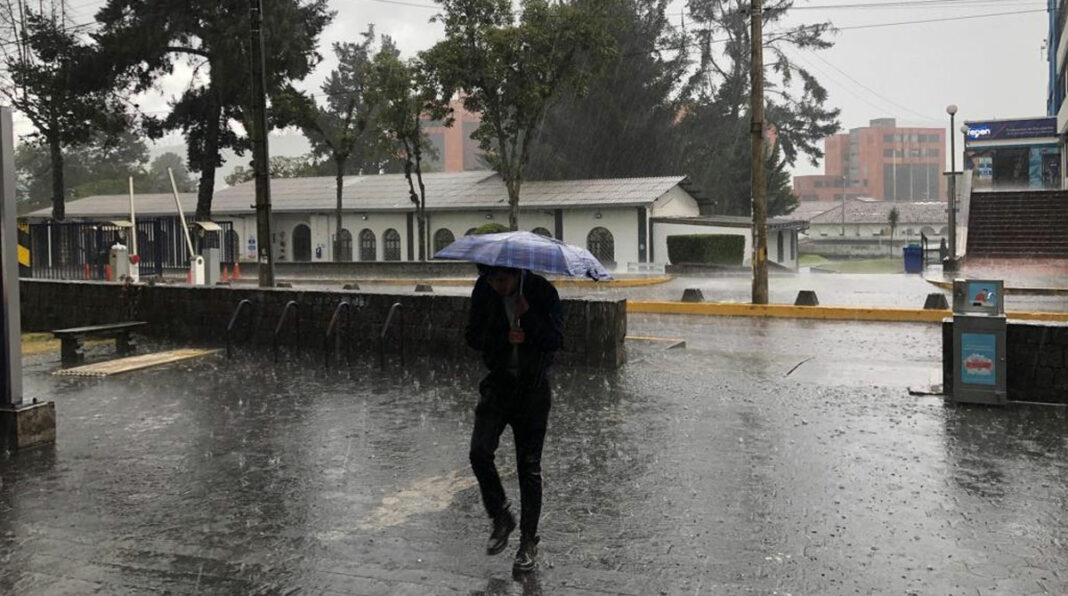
top-left (25, 218), bottom-right (236, 280)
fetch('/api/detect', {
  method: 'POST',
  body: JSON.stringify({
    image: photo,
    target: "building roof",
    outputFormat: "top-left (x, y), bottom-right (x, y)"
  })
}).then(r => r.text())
top-left (808, 199), bottom-right (947, 225)
top-left (25, 172), bottom-right (695, 219)
top-left (651, 215), bottom-right (808, 232)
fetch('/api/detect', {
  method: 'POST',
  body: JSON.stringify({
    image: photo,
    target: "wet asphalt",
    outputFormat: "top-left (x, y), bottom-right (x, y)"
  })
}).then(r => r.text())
top-left (2, 315), bottom-right (1067, 595)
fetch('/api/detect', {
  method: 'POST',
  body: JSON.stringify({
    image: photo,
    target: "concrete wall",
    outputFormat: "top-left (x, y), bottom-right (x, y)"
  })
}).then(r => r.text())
top-left (562, 208), bottom-right (639, 271)
top-left (942, 319), bottom-right (1068, 404)
top-left (20, 280), bottom-right (626, 369)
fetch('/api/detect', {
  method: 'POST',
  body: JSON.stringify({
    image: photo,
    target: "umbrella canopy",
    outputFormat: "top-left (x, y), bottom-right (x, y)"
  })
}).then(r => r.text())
top-left (434, 231), bottom-right (613, 280)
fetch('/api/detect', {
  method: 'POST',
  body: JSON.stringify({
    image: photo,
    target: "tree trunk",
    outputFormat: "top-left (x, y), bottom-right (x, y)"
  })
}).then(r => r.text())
top-left (414, 130), bottom-right (427, 261)
top-left (508, 182), bottom-right (520, 231)
top-left (194, 88), bottom-right (222, 221)
top-left (335, 157), bottom-right (344, 261)
top-left (49, 133), bottom-right (65, 221)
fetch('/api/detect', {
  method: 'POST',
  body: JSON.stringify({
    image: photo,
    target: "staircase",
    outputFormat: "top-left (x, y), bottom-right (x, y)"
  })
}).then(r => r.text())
top-left (966, 191), bottom-right (1068, 258)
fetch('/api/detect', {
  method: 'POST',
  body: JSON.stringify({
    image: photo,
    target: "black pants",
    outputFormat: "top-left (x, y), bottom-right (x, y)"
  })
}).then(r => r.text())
top-left (469, 370), bottom-right (552, 538)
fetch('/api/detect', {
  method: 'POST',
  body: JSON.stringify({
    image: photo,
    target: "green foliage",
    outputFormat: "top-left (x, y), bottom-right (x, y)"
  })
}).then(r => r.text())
top-left (2, 3), bottom-right (133, 219)
top-left (96, 0), bottom-right (334, 219)
top-left (225, 155), bottom-right (321, 186)
top-left (421, 0), bottom-right (616, 230)
top-left (14, 135), bottom-right (195, 214)
top-left (526, 0), bottom-right (685, 181)
top-left (888, 206), bottom-right (900, 256)
top-left (472, 222), bottom-right (511, 235)
top-left (666, 234), bottom-right (745, 265)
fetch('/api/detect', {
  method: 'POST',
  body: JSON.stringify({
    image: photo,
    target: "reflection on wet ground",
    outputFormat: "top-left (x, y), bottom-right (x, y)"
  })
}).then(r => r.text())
top-left (2, 317), bottom-right (1066, 594)
top-left (249, 271), bottom-right (1068, 313)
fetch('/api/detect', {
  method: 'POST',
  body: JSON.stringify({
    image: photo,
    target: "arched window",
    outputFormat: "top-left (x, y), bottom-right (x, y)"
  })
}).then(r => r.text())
top-left (464, 227), bottom-right (478, 236)
top-left (383, 228), bottom-right (401, 261)
top-left (586, 227), bottom-right (615, 265)
top-left (336, 229), bottom-right (353, 261)
top-left (292, 224), bottom-right (312, 262)
top-left (359, 229), bottom-right (376, 261)
top-left (532, 227), bottom-right (552, 238)
top-left (433, 228), bottom-right (456, 254)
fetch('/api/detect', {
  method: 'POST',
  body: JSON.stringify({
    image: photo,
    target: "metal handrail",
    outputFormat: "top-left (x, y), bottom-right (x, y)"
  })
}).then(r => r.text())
top-left (272, 300), bottom-right (301, 363)
top-left (378, 302), bottom-right (405, 370)
top-left (225, 299), bottom-right (254, 359)
top-left (324, 300), bottom-right (353, 368)
top-left (920, 232), bottom-right (929, 268)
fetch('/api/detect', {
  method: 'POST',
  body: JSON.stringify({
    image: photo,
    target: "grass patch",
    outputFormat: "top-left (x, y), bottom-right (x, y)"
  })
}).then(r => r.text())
top-left (805, 257), bottom-right (903, 274)
top-left (799, 254), bottom-right (830, 266)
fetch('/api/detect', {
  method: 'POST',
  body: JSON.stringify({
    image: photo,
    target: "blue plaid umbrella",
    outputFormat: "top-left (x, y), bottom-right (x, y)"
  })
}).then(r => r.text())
top-left (434, 231), bottom-right (612, 280)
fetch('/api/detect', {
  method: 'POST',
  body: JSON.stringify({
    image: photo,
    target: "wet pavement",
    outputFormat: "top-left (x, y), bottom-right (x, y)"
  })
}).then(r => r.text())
top-left (267, 271), bottom-right (1068, 313)
top-left (3, 316), bottom-right (1068, 595)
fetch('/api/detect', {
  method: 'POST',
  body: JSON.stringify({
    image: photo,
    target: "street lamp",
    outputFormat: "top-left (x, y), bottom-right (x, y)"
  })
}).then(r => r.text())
top-left (946, 104), bottom-right (958, 270)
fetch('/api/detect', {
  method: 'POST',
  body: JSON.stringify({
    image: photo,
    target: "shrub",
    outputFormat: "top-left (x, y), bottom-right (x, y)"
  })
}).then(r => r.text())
top-left (666, 234), bottom-right (745, 265)
top-left (472, 222), bottom-right (510, 235)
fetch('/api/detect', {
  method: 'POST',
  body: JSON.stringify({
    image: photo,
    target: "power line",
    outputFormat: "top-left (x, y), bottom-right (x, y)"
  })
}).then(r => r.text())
top-left (792, 0), bottom-right (1041, 10)
top-left (802, 49), bottom-right (938, 121)
top-left (837, 8), bottom-right (1045, 29)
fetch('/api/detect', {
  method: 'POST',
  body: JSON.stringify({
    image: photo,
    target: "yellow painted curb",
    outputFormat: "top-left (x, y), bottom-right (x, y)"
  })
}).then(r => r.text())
top-left (627, 300), bottom-right (1068, 324)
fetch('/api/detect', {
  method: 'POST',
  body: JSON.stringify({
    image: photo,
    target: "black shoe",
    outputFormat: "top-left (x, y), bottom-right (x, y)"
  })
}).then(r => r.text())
top-left (512, 534), bottom-right (539, 573)
top-left (486, 506), bottom-right (516, 555)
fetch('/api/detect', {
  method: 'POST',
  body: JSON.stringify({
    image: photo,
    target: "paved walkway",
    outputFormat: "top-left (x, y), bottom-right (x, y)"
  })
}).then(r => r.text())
top-left (2, 317), bottom-right (1066, 594)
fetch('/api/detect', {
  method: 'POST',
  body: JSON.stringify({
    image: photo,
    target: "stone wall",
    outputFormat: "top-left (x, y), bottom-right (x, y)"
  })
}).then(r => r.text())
top-left (943, 319), bottom-right (1068, 404)
top-left (20, 280), bottom-right (626, 369)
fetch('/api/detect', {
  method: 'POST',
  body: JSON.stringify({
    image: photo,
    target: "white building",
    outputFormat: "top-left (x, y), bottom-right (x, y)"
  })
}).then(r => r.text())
top-left (26, 172), bottom-right (806, 272)
top-left (797, 198), bottom-right (949, 257)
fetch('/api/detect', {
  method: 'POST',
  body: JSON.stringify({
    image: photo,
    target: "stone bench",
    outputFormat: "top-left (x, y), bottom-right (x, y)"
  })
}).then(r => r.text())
top-left (52, 322), bottom-right (147, 367)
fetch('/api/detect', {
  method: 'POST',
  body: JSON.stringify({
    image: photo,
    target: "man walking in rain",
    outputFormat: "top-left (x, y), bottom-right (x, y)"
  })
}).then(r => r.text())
top-left (465, 265), bottom-right (564, 573)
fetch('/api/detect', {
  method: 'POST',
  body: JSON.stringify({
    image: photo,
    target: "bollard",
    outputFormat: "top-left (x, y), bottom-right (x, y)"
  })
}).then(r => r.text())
top-left (343, 283), bottom-right (360, 290)
top-left (681, 288), bottom-right (704, 303)
top-left (415, 284), bottom-right (433, 293)
top-left (923, 293), bottom-right (949, 310)
top-left (794, 290), bottom-right (819, 306)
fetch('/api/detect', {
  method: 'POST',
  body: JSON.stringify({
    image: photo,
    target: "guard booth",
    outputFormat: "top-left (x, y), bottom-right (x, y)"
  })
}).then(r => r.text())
top-left (950, 279), bottom-right (1007, 405)
top-left (191, 221), bottom-right (222, 285)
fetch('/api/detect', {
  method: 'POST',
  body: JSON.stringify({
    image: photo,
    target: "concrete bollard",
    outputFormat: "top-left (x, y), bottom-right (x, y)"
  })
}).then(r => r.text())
top-left (681, 288), bottom-right (704, 303)
top-left (415, 284), bottom-right (434, 293)
top-left (924, 293), bottom-right (949, 310)
top-left (794, 290), bottom-right (819, 306)
top-left (343, 283), bottom-right (360, 291)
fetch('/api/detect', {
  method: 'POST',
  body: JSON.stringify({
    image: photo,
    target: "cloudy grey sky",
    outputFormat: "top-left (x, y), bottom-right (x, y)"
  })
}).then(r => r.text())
top-left (12, 0), bottom-right (1052, 179)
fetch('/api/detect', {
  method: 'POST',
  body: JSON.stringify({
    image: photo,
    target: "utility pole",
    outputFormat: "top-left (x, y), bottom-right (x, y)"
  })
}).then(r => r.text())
top-left (249, 0), bottom-right (275, 287)
top-left (750, 0), bottom-right (768, 304)
top-left (945, 104), bottom-right (958, 271)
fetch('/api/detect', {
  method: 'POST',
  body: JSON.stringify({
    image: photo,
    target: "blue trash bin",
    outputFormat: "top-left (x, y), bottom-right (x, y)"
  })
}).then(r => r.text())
top-left (903, 245), bottom-right (923, 273)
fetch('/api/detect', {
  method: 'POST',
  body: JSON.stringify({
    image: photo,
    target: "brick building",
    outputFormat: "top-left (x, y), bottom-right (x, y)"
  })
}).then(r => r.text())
top-left (422, 100), bottom-right (486, 172)
top-left (793, 118), bottom-right (947, 203)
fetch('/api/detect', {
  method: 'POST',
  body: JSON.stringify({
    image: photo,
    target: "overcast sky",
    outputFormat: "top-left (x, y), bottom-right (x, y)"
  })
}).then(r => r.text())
top-left (12, 0), bottom-right (1052, 179)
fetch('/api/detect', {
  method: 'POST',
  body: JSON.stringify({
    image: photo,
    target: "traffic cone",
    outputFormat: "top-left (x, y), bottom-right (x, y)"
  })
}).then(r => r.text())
top-left (186, 268), bottom-right (192, 284)
top-left (105, 264), bottom-right (112, 281)
top-left (84, 263), bottom-right (90, 280)
top-left (221, 265), bottom-right (231, 282)
top-left (233, 261), bottom-right (241, 280)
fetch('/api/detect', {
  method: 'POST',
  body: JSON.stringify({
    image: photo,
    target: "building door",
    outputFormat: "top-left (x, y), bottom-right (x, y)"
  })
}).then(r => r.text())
top-left (337, 229), bottom-right (353, 261)
top-left (292, 224), bottom-right (312, 262)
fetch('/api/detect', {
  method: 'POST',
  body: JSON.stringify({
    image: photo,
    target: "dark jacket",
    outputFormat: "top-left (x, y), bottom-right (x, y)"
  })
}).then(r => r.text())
top-left (465, 271), bottom-right (564, 383)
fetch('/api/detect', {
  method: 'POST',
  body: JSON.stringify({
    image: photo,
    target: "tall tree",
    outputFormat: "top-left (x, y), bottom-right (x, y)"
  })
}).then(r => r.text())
top-left (146, 152), bottom-right (196, 193)
top-left (367, 38), bottom-right (443, 260)
top-left (14, 132), bottom-right (154, 212)
top-left (288, 29), bottom-right (382, 261)
top-left (678, 0), bottom-right (839, 215)
top-left (95, 0), bottom-right (333, 220)
top-left (526, 0), bottom-right (684, 181)
top-left (888, 206), bottom-right (899, 257)
top-left (422, 0), bottom-right (615, 230)
top-left (1, 1), bottom-right (132, 220)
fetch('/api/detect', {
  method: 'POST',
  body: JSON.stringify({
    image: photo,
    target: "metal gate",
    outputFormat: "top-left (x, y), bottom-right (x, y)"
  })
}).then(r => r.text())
top-left (25, 218), bottom-right (235, 280)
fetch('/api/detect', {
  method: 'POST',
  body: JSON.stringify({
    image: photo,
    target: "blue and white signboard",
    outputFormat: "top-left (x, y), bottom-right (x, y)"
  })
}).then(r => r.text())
top-left (965, 118), bottom-right (1057, 142)
top-left (966, 281), bottom-right (998, 310)
top-left (960, 332), bottom-right (997, 386)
